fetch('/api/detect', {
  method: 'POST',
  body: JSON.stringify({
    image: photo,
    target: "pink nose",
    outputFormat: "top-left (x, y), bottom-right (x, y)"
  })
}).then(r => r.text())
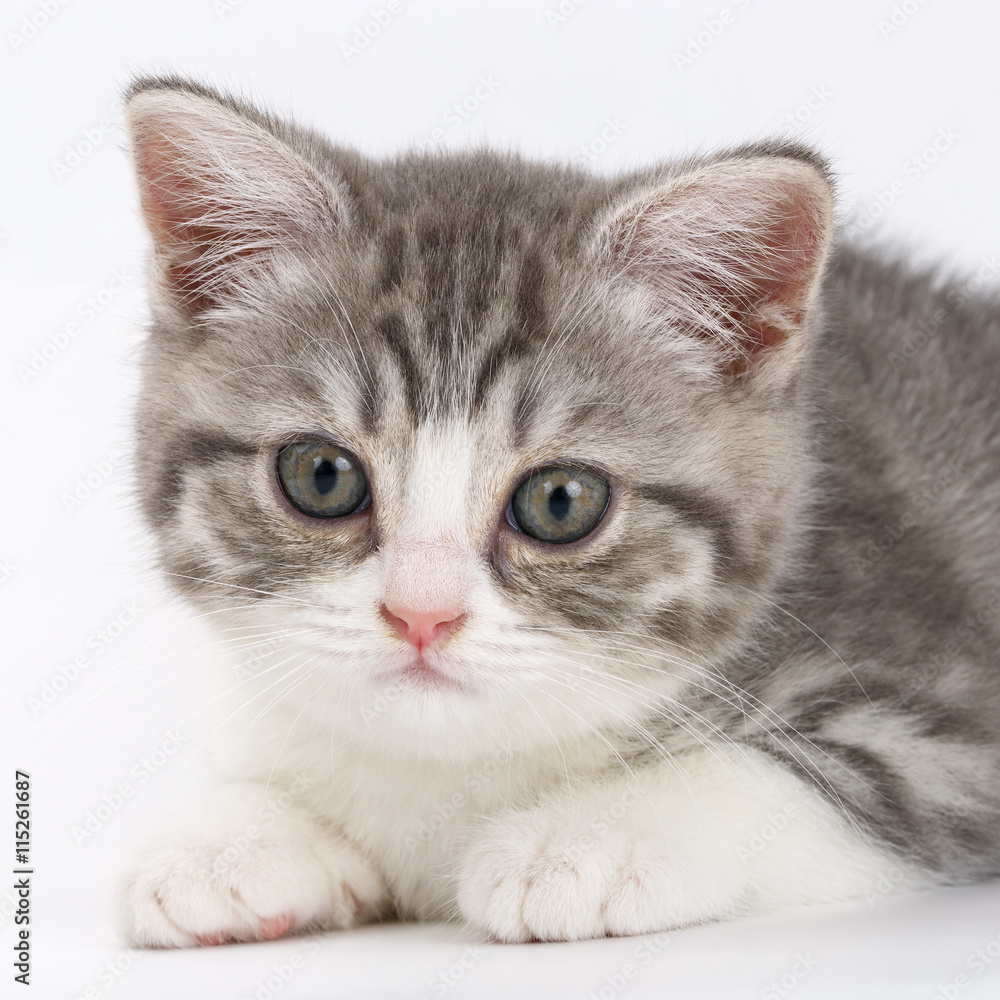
top-left (380, 604), bottom-right (466, 651)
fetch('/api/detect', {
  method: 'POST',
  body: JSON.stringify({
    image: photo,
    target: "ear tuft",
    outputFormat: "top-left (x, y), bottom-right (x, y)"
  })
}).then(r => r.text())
top-left (125, 85), bottom-right (342, 315)
top-left (597, 156), bottom-right (833, 377)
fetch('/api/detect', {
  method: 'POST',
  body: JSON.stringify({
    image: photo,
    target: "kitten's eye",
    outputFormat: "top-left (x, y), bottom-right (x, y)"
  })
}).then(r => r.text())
top-left (276, 441), bottom-right (369, 518)
top-left (510, 467), bottom-right (610, 543)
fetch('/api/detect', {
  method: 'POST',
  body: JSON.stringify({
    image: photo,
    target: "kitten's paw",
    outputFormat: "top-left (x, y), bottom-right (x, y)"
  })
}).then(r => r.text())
top-left (457, 813), bottom-right (682, 943)
top-left (116, 787), bottom-right (387, 948)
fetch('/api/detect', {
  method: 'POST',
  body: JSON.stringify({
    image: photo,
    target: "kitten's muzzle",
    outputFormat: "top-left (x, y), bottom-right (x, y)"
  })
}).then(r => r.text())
top-left (380, 603), bottom-right (467, 652)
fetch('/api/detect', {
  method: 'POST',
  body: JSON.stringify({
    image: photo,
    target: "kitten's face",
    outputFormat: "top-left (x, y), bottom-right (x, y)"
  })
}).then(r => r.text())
top-left (126, 82), bottom-right (831, 756)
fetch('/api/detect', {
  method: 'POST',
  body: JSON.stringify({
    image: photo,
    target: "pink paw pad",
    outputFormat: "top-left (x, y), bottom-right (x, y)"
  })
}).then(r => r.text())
top-left (195, 912), bottom-right (296, 947)
top-left (258, 913), bottom-right (296, 941)
top-left (196, 930), bottom-right (236, 947)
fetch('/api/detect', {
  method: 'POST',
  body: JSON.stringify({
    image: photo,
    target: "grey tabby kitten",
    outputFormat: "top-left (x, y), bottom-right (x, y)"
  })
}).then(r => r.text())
top-left (115, 75), bottom-right (1000, 947)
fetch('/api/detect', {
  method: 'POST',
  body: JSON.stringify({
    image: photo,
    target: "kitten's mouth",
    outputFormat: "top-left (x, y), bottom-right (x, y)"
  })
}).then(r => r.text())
top-left (400, 655), bottom-right (456, 687)
top-left (382, 650), bottom-right (473, 692)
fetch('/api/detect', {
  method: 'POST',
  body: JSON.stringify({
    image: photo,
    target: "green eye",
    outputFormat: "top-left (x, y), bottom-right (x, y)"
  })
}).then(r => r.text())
top-left (510, 466), bottom-right (610, 543)
top-left (276, 441), bottom-right (368, 518)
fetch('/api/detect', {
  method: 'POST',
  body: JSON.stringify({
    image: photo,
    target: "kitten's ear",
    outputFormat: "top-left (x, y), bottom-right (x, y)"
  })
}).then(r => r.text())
top-left (595, 154), bottom-right (833, 378)
top-left (124, 82), bottom-right (344, 315)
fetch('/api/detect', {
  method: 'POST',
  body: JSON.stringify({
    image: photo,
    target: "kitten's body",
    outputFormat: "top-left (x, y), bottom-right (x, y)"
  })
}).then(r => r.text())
top-left (116, 77), bottom-right (1000, 946)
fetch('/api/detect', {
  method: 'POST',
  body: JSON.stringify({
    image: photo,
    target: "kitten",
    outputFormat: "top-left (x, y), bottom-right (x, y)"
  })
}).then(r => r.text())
top-left (115, 75), bottom-right (1000, 947)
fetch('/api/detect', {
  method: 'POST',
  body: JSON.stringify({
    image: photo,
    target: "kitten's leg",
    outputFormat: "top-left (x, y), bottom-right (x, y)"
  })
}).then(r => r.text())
top-left (116, 782), bottom-right (388, 948)
top-left (456, 747), bottom-right (917, 942)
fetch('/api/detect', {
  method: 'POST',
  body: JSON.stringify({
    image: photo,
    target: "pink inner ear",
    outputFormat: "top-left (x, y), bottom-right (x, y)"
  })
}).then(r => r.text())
top-left (719, 181), bottom-right (828, 372)
top-left (612, 162), bottom-right (831, 376)
top-left (134, 129), bottom-right (267, 312)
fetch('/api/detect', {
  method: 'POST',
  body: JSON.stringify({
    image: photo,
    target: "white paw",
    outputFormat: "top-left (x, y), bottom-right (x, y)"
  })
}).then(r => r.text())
top-left (456, 810), bottom-right (683, 942)
top-left (115, 785), bottom-right (387, 948)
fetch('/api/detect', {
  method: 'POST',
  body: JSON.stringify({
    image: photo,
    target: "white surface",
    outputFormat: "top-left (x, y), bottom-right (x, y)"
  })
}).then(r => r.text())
top-left (3, 1), bottom-right (1000, 998)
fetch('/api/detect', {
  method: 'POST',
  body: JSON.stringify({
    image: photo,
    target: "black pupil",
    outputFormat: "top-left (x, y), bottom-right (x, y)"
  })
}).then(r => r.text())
top-left (313, 458), bottom-right (338, 495)
top-left (548, 485), bottom-right (571, 521)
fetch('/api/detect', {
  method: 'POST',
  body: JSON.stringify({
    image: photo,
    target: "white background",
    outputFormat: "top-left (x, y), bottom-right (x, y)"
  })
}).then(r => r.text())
top-left (3, 1), bottom-right (1000, 998)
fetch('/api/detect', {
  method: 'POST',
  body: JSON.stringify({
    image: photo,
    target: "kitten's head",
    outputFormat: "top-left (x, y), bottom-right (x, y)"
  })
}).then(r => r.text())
top-left (124, 77), bottom-right (832, 760)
